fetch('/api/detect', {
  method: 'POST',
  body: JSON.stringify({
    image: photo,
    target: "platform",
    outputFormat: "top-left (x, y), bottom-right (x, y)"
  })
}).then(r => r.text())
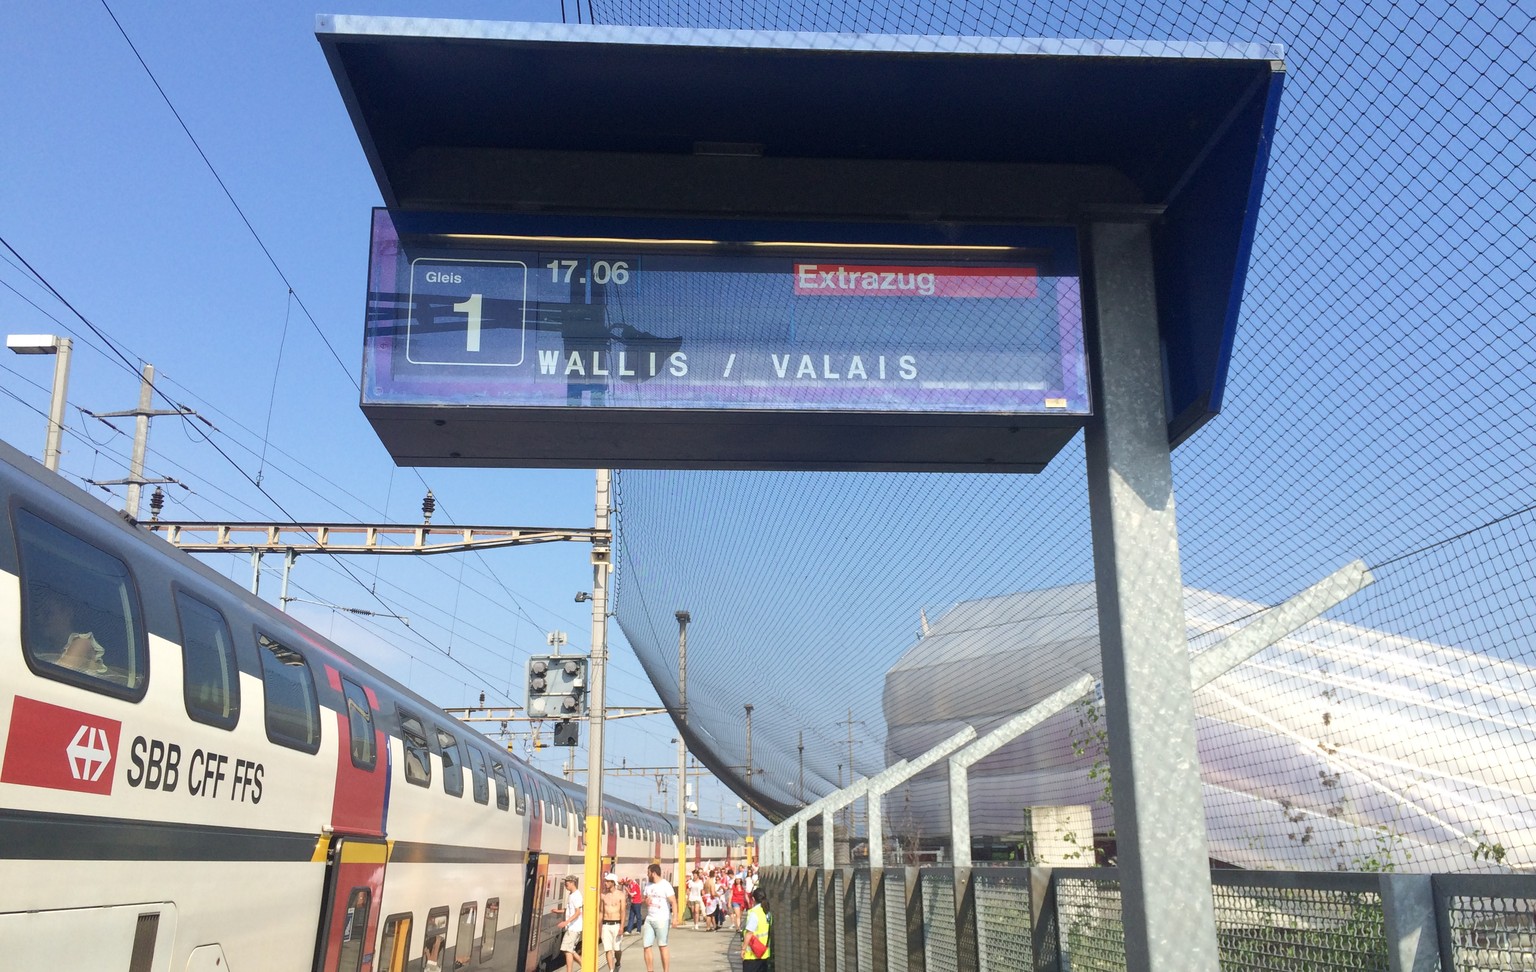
top-left (600, 922), bottom-right (745, 972)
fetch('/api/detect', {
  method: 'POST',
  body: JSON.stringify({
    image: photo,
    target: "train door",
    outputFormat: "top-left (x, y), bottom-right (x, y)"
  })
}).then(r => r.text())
top-left (518, 853), bottom-right (550, 972)
top-left (314, 836), bottom-right (388, 972)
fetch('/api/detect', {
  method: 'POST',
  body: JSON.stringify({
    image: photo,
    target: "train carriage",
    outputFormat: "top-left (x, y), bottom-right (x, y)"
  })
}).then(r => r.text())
top-left (0, 438), bottom-right (741, 972)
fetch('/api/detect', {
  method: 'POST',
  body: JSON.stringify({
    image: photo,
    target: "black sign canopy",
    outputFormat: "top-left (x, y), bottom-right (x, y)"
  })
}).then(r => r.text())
top-left (319, 17), bottom-right (1282, 471)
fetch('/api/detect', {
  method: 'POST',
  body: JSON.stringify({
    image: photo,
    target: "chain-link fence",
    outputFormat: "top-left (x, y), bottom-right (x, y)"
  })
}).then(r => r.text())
top-left (608, 0), bottom-right (1535, 878)
top-left (764, 866), bottom-right (1536, 972)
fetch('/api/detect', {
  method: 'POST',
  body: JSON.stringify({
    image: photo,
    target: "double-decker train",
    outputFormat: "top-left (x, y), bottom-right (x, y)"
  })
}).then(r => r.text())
top-left (0, 437), bottom-right (744, 971)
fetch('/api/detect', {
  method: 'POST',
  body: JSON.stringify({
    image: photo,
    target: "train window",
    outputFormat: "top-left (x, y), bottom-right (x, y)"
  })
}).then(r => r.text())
top-left (491, 760), bottom-right (510, 811)
top-left (338, 887), bottom-right (371, 972)
top-left (398, 709), bottom-right (431, 787)
top-left (173, 590), bottom-right (239, 728)
top-left (257, 634), bottom-right (319, 753)
top-left (454, 902), bottom-right (477, 969)
top-left (422, 908), bottom-right (449, 972)
top-left (342, 678), bottom-right (375, 770)
top-left (16, 508), bottom-right (147, 700)
top-left (377, 913), bottom-right (412, 972)
top-left (482, 899), bottom-right (500, 961)
top-left (467, 747), bottom-right (489, 805)
top-left (513, 769), bottom-right (529, 815)
top-left (436, 727), bottom-right (464, 797)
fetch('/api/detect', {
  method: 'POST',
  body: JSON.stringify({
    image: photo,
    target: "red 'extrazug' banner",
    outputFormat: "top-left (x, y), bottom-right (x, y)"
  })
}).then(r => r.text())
top-left (1, 696), bottom-right (120, 795)
top-left (793, 264), bottom-right (1038, 299)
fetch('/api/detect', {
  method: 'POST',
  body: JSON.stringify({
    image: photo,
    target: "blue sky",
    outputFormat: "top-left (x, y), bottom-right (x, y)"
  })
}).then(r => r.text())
top-left (6, 0), bottom-right (1534, 840)
top-left (0, 0), bottom-right (739, 817)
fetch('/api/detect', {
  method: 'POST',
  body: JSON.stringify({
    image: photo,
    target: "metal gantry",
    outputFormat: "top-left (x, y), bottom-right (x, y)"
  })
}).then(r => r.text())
top-left (146, 520), bottom-right (610, 554)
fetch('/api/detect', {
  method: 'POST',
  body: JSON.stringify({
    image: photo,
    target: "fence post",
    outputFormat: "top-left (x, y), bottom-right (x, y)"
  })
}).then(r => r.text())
top-left (809, 868), bottom-right (823, 972)
top-left (1380, 874), bottom-right (1438, 972)
top-left (870, 867), bottom-right (888, 972)
top-left (1030, 867), bottom-right (1059, 972)
top-left (842, 868), bottom-right (858, 972)
top-left (905, 866), bottom-right (928, 972)
top-left (955, 866), bottom-right (981, 972)
top-left (823, 867), bottom-right (839, 972)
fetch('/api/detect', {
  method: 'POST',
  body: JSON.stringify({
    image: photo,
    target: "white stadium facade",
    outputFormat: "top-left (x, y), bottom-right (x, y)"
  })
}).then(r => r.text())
top-left (882, 583), bottom-right (1535, 873)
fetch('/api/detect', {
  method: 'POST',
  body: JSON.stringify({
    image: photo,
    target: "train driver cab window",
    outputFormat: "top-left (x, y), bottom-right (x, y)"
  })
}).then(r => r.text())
top-left (398, 709), bottom-right (431, 787)
top-left (467, 747), bottom-right (489, 805)
top-left (257, 633), bottom-right (319, 753)
top-left (342, 677), bottom-right (375, 770)
top-left (491, 760), bottom-right (510, 811)
top-left (435, 727), bottom-right (464, 797)
top-left (174, 590), bottom-right (239, 728)
top-left (17, 508), bottom-right (147, 699)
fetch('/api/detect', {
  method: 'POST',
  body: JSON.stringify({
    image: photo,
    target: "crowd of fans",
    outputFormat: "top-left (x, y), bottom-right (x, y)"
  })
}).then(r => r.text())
top-left (563, 862), bottom-right (764, 972)
top-left (680, 863), bottom-right (758, 932)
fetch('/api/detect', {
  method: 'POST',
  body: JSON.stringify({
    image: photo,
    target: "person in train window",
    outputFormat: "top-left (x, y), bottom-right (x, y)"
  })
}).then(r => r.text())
top-left (34, 587), bottom-right (108, 675)
top-left (553, 875), bottom-right (583, 972)
top-left (423, 932), bottom-right (447, 972)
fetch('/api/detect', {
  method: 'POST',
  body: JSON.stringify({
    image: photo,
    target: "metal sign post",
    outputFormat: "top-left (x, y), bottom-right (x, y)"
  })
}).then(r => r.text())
top-left (1084, 219), bottom-right (1217, 971)
top-left (580, 469), bottom-right (611, 972)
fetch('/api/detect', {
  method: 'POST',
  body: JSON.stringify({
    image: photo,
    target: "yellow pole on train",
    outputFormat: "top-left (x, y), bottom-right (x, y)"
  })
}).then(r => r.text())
top-left (581, 468), bottom-right (611, 972)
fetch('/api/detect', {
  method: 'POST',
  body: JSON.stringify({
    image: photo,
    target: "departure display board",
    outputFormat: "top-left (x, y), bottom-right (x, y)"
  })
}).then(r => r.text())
top-left (362, 210), bottom-right (1090, 419)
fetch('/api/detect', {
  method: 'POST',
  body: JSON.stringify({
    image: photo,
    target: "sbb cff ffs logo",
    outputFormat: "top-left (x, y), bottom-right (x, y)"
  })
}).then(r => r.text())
top-left (526, 655), bottom-right (586, 718)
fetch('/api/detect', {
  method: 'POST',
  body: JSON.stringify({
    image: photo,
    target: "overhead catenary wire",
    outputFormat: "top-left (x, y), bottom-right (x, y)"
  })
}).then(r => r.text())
top-left (95, 0), bottom-right (355, 389)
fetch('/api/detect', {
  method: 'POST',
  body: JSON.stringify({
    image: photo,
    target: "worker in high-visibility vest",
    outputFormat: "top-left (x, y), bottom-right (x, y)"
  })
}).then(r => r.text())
top-left (741, 890), bottom-right (771, 971)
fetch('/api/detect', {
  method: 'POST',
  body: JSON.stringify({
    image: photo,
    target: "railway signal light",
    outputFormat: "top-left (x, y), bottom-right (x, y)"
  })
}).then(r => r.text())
top-left (553, 720), bottom-right (580, 747)
top-left (526, 654), bottom-right (588, 719)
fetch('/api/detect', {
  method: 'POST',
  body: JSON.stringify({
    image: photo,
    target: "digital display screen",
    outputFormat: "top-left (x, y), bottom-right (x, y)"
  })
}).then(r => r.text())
top-left (362, 210), bottom-right (1089, 417)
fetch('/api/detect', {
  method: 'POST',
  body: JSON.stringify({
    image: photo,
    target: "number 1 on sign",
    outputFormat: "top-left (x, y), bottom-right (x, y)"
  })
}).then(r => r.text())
top-left (453, 293), bottom-right (484, 352)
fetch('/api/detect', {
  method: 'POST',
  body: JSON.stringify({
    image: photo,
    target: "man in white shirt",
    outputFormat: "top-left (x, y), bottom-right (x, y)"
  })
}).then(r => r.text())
top-left (554, 876), bottom-right (583, 972)
top-left (641, 863), bottom-right (679, 972)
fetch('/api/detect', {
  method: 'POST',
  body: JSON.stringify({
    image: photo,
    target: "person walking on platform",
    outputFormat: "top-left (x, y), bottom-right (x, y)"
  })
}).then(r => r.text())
top-left (601, 873), bottom-right (628, 971)
top-left (554, 876), bottom-right (583, 972)
top-left (686, 869), bottom-right (705, 929)
top-left (641, 863), bottom-right (680, 972)
top-left (741, 890), bottom-right (772, 972)
top-left (730, 878), bottom-right (747, 931)
top-left (625, 876), bottom-right (644, 934)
